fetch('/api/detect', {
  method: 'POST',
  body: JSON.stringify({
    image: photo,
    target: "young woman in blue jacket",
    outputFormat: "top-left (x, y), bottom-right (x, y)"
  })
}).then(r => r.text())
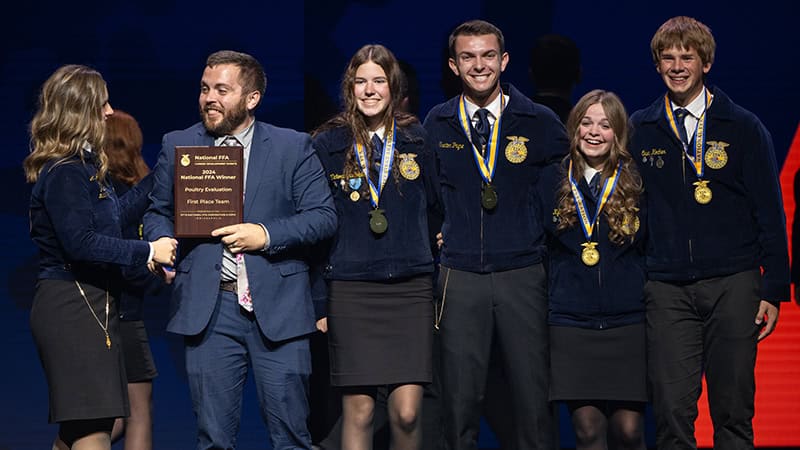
top-left (540, 89), bottom-right (647, 450)
top-left (23, 65), bottom-right (176, 450)
top-left (311, 45), bottom-right (440, 450)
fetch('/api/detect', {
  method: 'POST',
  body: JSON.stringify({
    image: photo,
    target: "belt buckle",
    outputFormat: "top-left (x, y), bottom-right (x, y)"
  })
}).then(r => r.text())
top-left (220, 280), bottom-right (237, 293)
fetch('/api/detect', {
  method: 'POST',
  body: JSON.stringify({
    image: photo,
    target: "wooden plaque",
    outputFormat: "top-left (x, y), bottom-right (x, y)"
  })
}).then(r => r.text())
top-left (174, 146), bottom-right (243, 237)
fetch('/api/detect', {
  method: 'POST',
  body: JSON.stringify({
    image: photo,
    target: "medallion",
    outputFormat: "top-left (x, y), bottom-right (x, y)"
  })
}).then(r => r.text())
top-left (693, 180), bottom-right (712, 204)
top-left (350, 190), bottom-right (360, 202)
top-left (481, 183), bottom-right (498, 210)
top-left (581, 242), bottom-right (600, 266)
top-left (369, 208), bottom-right (388, 234)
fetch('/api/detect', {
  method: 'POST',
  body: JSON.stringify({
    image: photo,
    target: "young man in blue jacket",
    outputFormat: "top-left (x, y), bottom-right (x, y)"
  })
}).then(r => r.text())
top-left (423, 19), bottom-right (568, 449)
top-left (629, 16), bottom-right (790, 449)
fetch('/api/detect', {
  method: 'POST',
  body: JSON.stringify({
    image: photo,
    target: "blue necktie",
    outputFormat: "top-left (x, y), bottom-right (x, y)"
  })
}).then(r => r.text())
top-left (473, 108), bottom-right (491, 149)
top-left (589, 172), bottom-right (601, 200)
top-left (370, 134), bottom-right (383, 177)
top-left (371, 133), bottom-right (383, 160)
top-left (674, 108), bottom-right (690, 146)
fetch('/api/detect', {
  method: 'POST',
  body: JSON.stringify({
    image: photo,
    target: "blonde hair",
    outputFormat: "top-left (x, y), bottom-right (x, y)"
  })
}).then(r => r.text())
top-left (556, 90), bottom-right (642, 245)
top-left (23, 64), bottom-right (110, 182)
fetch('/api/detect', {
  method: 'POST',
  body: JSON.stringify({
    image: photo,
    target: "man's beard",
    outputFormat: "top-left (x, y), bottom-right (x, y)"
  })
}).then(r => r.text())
top-left (201, 98), bottom-right (249, 137)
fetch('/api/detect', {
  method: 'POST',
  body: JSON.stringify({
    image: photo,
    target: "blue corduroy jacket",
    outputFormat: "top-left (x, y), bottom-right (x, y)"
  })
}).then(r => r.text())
top-left (539, 163), bottom-right (646, 329)
top-left (30, 152), bottom-right (152, 286)
top-left (312, 122), bottom-right (441, 281)
top-left (423, 83), bottom-right (568, 273)
top-left (630, 86), bottom-right (789, 302)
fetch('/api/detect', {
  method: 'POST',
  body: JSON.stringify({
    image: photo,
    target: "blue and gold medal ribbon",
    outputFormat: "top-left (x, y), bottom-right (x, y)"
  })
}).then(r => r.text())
top-left (354, 119), bottom-right (396, 209)
top-left (457, 93), bottom-right (505, 184)
top-left (568, 160), bottom-right (621, 242)
top-left (663, 89), bottom-right (713, 178)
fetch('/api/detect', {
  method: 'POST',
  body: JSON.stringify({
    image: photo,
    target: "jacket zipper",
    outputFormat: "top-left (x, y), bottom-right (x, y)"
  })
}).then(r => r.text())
top-left (681, 151), bottom-right (694, 263)
top-left (480, 205), bottom-right (484, 268)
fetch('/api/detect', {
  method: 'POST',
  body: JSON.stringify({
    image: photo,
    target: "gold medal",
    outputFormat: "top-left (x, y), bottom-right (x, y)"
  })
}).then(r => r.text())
top-left (504, 136), bottom-right (529, 163)
top-left (350, 190), bottom-right (360, 202)
top-left (704, 141), bottom-right (729, 169)
top-left (398, 153), bottom-right (420, 180)
top-left (693, 180), bottom-right (712, 204)
top-left (581, 242), bottom-right (600, 266)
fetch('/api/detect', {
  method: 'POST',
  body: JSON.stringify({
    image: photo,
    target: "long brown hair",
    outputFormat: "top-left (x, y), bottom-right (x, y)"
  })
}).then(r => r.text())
top-left (313, 44), bottom-right (418, 181)
top-left (24, 64), bottom-right (110, 182)
top-left (104, 110), bottom-right (149, 186)
top-left (556, 89), bottom-right (642, 245)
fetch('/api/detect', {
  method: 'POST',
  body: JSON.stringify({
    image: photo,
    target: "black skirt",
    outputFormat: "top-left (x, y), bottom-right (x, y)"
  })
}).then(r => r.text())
top-left (549, 322), bottom-right (647, 402)
top-left (328, 275), bottom-right (433, 387)
top-left (119, 320), bottom-right (158, 383)
top-left (30, 279), bottom-right (129, 422)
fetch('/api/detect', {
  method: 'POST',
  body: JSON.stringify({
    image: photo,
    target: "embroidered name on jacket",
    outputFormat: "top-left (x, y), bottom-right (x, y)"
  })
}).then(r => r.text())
top-left (438, 141), bottom-right (465, 150)
top-left (641, 148), bottom-right (667, 168)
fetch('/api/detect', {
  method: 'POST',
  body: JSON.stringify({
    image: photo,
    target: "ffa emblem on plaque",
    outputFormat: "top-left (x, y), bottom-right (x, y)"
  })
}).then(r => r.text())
top-left (704, 141), bottom-right (729, 169)
top-left (505, 136), bottom-right (529, 163)
top-left (180, 154), bottom-right (191, 167)
top-left (398, 153), bottom-right (421, 180)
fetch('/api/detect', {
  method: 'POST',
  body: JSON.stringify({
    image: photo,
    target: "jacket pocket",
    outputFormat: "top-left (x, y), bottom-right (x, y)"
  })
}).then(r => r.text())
top-left (277, 261), bottom-right (309, 277)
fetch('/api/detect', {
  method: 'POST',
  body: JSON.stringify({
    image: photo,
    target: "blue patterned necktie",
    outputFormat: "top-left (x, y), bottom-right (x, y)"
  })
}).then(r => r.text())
top-left (473, 108), bottom-right (491, 149)
top-left (674, 108), bottom-right (690, 146)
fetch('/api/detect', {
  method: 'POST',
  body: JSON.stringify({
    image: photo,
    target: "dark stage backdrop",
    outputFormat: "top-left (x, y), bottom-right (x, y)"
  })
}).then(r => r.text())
top-left (2, 1), bottom-right (798, 449)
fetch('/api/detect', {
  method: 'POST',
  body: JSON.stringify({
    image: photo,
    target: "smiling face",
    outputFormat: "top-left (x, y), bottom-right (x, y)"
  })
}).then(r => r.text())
top-left (354, 61), bottom-right (391, 129)
top-left (199, 63), bottom-right (259, 136)
top-left (449, 33), bottom-right (508, 106)
top-left (577, 102), bottom-right (615, 170)
top-left (656, 45), bottom-right (711, 106)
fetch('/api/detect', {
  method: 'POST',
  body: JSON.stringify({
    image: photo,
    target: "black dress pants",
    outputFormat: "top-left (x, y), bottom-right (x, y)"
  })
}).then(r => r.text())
top-left (646, 270), bottom-right (761, 450)
top-left (437, 264), bottom-right (553, 450)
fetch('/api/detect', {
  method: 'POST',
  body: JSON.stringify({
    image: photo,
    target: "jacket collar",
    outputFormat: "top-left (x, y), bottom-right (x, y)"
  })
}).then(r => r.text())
top-left (325, 122), bottom-right (418, 155)
top-left (433, 83), bottom-right (537, 120)
top-left (638, 85), bottom-right (736, 124)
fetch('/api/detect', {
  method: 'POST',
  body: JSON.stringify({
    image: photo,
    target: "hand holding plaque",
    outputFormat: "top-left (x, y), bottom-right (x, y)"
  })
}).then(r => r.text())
top-left (174, 146), bottom-right (244, 237)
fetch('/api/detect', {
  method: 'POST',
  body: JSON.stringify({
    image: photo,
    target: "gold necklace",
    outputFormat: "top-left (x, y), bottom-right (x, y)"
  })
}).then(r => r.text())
top-left (74, 281), bottom-right (111, 349)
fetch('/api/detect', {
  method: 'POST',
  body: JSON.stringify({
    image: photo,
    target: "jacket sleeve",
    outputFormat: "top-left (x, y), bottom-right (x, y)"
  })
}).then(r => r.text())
top-left (263, 133), bottom-right (338, 254)
top-left (742, 117), bottom-right (790, 302)
top-left (44, 163), bottom-right (150, 266)
top-left (143, 134), bottom-right (176, 240)
top-left (118, 172), bottom-right (154, 228)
